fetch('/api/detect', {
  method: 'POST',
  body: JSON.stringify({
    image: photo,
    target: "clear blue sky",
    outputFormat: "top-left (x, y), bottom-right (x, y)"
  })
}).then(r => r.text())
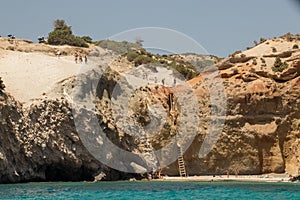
top-left (0, 0), bottom-right (299, 57)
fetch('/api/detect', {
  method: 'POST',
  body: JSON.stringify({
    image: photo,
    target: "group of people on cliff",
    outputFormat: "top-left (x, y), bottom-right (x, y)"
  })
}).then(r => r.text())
top-left (55, 50), bottom-right (88, 64)
top-left (74, 52), bottom-right (88, 64)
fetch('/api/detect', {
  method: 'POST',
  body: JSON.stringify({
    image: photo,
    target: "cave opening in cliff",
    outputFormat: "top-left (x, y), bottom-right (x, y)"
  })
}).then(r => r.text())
top-left (45, 165), bottom-right (94, 182)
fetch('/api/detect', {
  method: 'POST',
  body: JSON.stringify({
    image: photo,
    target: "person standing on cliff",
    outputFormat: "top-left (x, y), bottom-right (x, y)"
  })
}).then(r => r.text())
top-left (84, 55), bottom-right (88, 64)
top-left (74, 53), bottom-right (78, 63)
top-left (56, 50), bottom-right (61, 58)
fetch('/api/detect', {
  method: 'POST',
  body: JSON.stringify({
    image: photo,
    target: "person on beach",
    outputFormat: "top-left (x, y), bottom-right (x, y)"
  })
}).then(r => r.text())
top-left (79, 55), bottom-right (83, 63)
top-left (226, 169), bottom-right (230, 178)
top-left (157, 169), bottom-right (163, 179)
top-left (234, 168), bottom-right (239, 178)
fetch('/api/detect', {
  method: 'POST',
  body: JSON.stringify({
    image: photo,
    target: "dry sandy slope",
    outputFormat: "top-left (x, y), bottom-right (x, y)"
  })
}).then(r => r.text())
top-left (0, 42), bottom-right (118, 106)
top-left (0, 50), bottom-right (82, 104)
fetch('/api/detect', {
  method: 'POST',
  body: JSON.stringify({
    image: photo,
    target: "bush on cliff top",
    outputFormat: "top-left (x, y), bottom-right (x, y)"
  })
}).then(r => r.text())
top-left (126, 51), bottom-right (139, 62)
top-left (81, 36), bottom-right (93, 43)
top-left (133, 55), bottom-right (155, 66)
top-left (48, 19), bottom-right (89, 48)
top-left (272, 57), bottom-right (288, 72)
top-left (125, 50), bottom-right (199, 80)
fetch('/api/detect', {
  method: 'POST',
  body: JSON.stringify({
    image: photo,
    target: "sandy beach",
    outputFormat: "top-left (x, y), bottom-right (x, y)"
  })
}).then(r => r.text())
top-left (153, 173), bottom-right (292, 183)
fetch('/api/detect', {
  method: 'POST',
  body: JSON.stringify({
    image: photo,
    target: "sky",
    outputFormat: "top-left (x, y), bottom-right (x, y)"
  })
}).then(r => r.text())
top-left (0, 0), bottom-right (299, 57)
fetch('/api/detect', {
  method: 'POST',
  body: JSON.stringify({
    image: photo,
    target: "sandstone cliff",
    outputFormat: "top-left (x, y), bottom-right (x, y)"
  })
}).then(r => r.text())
top-left (177, 35), bottom-right (300, 176)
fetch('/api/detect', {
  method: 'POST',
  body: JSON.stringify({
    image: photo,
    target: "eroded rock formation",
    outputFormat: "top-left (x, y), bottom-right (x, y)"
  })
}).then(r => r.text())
top-left (0, 34), bottom-right (300, 183)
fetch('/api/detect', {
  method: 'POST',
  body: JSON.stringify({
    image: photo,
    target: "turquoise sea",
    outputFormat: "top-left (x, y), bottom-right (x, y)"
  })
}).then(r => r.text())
top-left (0, 181), bottom-right (299, 199)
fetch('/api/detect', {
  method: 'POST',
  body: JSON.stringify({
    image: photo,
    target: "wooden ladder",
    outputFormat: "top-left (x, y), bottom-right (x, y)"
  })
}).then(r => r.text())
top-left (177, 146), bottom-right (187, 177)
top-left (170, 93), bottom-right (187, 177)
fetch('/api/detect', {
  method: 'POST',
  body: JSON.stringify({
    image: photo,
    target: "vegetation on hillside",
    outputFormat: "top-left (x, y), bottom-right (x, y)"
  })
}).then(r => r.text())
top-left (245, 32), bottom-right (300, 51)
top-left (81, 36), bottom-right (93, 44)
top-left (125, 49), bottom-right (200, 80)
top-left (47, 20), bottom-right (89, 48)
top-left (97, 40), bottom-right (142, 55)
top-left (181, 53), bottom-right (217, 71)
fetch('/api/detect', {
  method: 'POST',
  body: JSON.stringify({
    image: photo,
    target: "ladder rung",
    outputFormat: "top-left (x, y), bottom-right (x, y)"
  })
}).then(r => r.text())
top-left (177, 145), bottom-right (187, 177)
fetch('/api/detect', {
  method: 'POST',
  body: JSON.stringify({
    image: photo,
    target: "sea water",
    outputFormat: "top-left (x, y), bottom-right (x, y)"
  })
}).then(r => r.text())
top-left (0, 181), bottom-right (299, 199)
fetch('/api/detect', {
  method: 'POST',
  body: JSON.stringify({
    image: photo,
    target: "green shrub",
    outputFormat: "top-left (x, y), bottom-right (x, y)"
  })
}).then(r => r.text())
top-left (285, 32), bottom-right (293, 41)
top-left (48, 29), bottom-right (71, 45)
top-left (170, 62), bottom-right (197, 79)
top-left (273, 57), bottom-right (281, 67)
top-left (97, 40), bottom-right (141, 54)
top-left (81, 36), bottom-right (93, 43)
top-left (272, 57), bottom-right (288, 72)
top-left (249, 68), bottom-right (255, 73)
top-left (69, 36), bottom-right (89, 47)
top-left (232, 68), bottom-right (238, 74)
top-left (260, 58), bottom-right (266, 63)
top-left (231, 50), bottom-right (242, 57)
top-left (260, 37), bottom-right (267, 43)
top-left (54, 19), bottom-right (71, 31)
top-left (133, 55), bottom-right (154, 66)
top-left (48, 19), bottom-right (88, 48)
top-left (125, 48), bottom-right (199, 80)
top-left (127, 51), bottom-right (139, 62)
top-left (0, 77), bottom-right (5, 91)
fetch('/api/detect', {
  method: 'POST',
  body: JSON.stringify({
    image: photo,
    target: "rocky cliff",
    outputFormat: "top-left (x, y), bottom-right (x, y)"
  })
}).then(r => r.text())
top-left (176, 35), bottom-right (300, 176)
top-left (0, 34), bottom-right (300, 183)
top-left (0, 92), bottom-right (139, 183)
